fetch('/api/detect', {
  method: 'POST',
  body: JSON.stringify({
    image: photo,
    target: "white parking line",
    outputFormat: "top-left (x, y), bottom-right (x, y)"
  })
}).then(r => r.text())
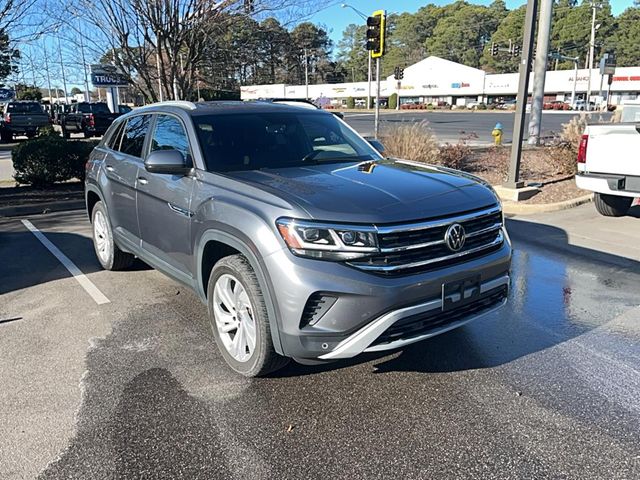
top-left (21, 220), bottom-right (110, 305)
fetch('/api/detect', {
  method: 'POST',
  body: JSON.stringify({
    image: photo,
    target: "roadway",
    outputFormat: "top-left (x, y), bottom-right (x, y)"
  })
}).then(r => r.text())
top-left (343, 110), bottom-right (612, 145)
top-left (1, 204), bottom-right (639, 479)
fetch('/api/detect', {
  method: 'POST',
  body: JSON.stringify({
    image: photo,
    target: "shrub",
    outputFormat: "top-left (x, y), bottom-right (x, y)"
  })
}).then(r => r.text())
top-left (39, 124), bottom-right (58, 137)
top-left (477, 103), bottom-right (487, 110)
top-left (388, 93), bottom-right (398, 110)
top-left (438, 142), bottom-right (472, 170)
top-left (542, 113), bottom-right (588, 176)
top-left (381, 121), bottom-right (439, 164)
top-left (12, 137), bottom-right (98, 188)
top-left (346, 96), bottom-right (355, 109)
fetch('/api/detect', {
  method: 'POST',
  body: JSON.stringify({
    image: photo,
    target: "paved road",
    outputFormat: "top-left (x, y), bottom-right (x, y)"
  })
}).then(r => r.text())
top-left (1, 204), bottom-right (639, 479)
top-left (343, 110), bottom-right (613, 145)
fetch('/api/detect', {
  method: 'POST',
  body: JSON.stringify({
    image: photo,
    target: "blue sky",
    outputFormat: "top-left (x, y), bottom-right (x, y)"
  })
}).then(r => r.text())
top-left (310, 0), bottom-right (634, 44)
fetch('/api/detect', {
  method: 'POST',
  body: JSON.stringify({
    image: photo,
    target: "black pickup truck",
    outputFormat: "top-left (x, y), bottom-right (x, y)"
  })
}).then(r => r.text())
top-left (0, 101), bottom-right (50, 142)
top-left (61, 102), bottom-right (120, 138)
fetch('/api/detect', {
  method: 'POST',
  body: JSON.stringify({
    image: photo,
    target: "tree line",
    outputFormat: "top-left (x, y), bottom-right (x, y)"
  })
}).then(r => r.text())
top-left (1, 0), bottom-right (640, 102)
top-left (338, 0), bottom-right (640, 80)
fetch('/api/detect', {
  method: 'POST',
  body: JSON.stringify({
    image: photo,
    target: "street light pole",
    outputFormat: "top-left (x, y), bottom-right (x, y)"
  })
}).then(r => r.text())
top-left (586, 2), bottom-right (599, 112)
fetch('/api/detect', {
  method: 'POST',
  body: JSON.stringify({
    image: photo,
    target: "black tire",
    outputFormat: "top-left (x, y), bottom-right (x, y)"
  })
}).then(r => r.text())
top-left (207, 254), bottom-right (289, 377)
top-left (91, 201), bottom-right (135, 270)
top-left (594, 193), bottom-right (633, 217)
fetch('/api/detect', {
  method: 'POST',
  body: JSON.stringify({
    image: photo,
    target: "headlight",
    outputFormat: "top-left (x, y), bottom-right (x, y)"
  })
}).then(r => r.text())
top-left (276, 218), bottom-right (378, 260)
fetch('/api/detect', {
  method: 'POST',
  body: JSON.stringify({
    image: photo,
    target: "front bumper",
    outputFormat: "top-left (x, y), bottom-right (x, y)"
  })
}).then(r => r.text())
top-left (263, 230), bottom-right (512, 360)
top-left (319, 274), bottom-right (508, 359)
top-left (575, 172), bottom-right (640, 198)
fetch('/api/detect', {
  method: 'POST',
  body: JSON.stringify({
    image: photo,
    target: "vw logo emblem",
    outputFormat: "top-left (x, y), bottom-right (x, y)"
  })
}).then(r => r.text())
top-left (445, 223), bottom-right (466, 252)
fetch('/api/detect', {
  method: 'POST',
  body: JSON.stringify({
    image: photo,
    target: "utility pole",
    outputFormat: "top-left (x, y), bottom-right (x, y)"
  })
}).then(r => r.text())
top-left (528, 0), bottom-right (553, 145)
top-left (42, 42), bottom-right (52, 101)
top-left (304, 48), bottom-right (309, 100)
top-left (586, 2), bottom-right (599, 112)
top-left (571, 58), bottom-right (578, 106)
top-left (504, 0), bottom-right (538, 189)
top-left (77, 19), bottom-right (91, 102)
top-left (57, 33), bottom-right (68, 103)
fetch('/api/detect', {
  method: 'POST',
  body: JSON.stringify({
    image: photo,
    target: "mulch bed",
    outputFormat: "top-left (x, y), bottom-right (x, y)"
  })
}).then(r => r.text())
top-left (463, 146), bottom-right (586, 204)
top-left (0, 182), bottom-right (84, 207)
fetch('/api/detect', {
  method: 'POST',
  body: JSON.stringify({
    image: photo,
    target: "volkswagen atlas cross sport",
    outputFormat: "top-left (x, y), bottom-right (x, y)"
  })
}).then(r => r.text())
top-left (85, 100), bottom-right (511, 377)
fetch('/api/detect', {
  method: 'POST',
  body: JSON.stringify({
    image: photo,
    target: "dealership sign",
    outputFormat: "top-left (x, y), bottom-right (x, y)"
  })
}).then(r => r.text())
top-left (91, 64), bottom-right (128, 87)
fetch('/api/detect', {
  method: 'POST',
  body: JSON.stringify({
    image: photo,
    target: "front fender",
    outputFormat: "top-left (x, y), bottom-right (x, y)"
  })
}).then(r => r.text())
top-left (195, 228), bottom-right (285, 356)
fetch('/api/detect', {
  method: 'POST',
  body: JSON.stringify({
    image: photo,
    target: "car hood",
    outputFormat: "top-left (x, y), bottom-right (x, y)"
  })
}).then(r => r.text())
top-left (227, 159), bottom-right (499, 223)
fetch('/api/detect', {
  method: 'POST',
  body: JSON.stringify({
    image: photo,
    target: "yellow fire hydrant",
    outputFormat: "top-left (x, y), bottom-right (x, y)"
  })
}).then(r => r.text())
top-left (491, 122), bottom-right (503, 146)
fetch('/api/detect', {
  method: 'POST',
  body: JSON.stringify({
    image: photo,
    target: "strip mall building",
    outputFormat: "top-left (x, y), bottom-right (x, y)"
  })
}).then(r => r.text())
top-left (240, 56), bottom-right (640, 107)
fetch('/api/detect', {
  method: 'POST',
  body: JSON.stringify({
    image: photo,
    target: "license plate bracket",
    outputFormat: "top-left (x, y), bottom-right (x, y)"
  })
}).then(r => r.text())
top-left (442, 275), bottom-right (481, 312)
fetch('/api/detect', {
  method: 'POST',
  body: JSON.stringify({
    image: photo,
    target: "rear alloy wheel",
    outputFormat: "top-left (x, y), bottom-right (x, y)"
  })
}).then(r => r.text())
top-left (594, 193), bottom-right (633, 217)
top-left (91, 201), bottom-right (135, 270)
top-left (207, 254), bottom-right (288, 377)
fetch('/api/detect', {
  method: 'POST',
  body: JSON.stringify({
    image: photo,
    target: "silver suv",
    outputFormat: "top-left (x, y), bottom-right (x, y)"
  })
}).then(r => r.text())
top-left (85, 101), bottom-right (511, 376)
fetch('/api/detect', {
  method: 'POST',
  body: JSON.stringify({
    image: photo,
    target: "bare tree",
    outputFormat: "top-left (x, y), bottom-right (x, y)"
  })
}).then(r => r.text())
top-left (70, 0), bottom-right (334, 102)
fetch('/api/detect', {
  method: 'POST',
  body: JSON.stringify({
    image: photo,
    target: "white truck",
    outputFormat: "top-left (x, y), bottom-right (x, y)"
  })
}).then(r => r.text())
top-left (575, 104), bottom-right (640, 217)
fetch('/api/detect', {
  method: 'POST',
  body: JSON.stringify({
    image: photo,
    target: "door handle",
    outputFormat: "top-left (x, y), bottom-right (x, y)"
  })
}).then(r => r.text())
top-left (105, 164), bottom-right (115, 172)
top-left (137, 176), bottom-right (148, 185)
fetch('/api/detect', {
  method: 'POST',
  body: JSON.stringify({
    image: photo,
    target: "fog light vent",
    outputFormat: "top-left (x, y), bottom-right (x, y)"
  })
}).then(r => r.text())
top-left (300, 293), bottom-right (337, 328)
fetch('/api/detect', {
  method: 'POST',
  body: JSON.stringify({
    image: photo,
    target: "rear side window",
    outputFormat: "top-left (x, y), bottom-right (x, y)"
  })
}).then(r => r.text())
top-left (150, 115), bottom-right (190, 161)
top-left (119, 115), bottom-right (150, 158)
top-left (105, 121), bottom-right (124, 150)
top-left (7, 103), bottom-right (43, 113)
top-left (90, 103), bottom-right (110, 114)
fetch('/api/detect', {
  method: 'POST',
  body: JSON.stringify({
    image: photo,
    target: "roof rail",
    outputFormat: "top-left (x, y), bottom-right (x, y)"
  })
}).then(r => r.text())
top-left (144, 100), bottom-right (197, 110)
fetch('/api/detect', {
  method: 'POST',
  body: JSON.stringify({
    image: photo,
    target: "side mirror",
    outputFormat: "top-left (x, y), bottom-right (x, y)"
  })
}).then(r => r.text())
top-left (144, 149), bottom-right (190, 175)
top-left (366, 138), bottom-right (385, 154)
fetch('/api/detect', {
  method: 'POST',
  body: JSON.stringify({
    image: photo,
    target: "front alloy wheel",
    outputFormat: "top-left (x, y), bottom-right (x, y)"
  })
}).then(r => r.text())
top-left (207, 254), bottom-right (288, 377)
top-left (213, 274), bottom-right (257, 363)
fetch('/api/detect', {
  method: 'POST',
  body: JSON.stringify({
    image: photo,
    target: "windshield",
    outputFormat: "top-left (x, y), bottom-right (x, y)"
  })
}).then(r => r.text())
top-left (7, 103), bottom-right (43, 113)
top-left (194, 111), bottom-right (381, 172)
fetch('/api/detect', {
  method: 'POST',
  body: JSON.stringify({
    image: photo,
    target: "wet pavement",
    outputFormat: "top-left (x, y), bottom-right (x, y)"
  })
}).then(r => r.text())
top-left (1, 207), bottom-right (639, 479)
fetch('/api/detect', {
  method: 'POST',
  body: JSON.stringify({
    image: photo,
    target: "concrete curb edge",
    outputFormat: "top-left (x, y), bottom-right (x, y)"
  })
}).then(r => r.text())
top-left (502, 194), bottom-right (594, 216)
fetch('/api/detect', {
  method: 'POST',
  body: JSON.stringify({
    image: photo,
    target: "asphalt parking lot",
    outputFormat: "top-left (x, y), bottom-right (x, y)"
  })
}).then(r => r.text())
top-left (1, 204), bottom-right (639, 479)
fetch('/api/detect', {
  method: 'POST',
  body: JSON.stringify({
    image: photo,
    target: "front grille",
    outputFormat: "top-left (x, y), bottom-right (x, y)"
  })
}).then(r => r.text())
top-left (348, 205), bottom-right (504, 276)
top-left (371, 285), bottom-right (508, 347)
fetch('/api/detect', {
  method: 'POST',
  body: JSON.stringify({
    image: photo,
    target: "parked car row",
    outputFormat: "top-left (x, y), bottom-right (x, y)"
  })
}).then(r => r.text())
top-left (0, 100), bottom-right (130, 142)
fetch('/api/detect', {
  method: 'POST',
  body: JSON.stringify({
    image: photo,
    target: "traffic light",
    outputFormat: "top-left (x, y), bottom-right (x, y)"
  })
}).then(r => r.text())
top-left (398, 67), bottom-right (404, 80)
top-left (491, 43), bottom-right (499, 56)
top-left (366, 10), bottom-right (386, 58)
top-left (512, 44), bottom-right (521, 57)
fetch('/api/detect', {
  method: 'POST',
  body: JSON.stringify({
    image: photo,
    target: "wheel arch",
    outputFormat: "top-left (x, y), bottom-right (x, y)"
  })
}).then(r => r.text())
top-left (197, 229), bottom-right (285, 356)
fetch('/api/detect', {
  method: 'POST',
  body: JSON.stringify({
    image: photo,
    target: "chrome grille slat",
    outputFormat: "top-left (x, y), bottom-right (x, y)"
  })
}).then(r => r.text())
top-left (349, 205), bottom-right (505, 275)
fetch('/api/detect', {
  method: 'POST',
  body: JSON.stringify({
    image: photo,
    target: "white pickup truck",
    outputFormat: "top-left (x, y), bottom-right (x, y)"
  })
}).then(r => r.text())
top-left (575, 105), bottom-right (640, 217)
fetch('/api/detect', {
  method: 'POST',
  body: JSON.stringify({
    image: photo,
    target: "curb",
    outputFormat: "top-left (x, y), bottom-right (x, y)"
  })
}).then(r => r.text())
top-left (0, 199), bottom-right (85, 218)
top-left (502, 194), bottom-right (593, 215)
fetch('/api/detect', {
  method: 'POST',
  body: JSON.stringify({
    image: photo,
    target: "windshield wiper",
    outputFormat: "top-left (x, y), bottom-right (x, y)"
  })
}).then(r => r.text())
top-left (301, 152), bottom-right (373, 164)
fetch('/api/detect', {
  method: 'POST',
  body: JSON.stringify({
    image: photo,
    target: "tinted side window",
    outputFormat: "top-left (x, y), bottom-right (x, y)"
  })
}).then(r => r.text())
top-left (78, 104), bottom-right (91, 113)
top-left (106, 121), bottom-right (124, 150)
top-left (150, 115), bottom-right (190, 161)
top-left (120, 115), bottom-right (150, 158)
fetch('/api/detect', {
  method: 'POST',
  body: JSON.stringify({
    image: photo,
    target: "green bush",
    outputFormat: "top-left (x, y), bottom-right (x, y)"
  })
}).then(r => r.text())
top-left (346, 96), bottom-right (355, 109)
top-left (388, 93), bottom-right (398, 110)
top-left (12, 137), bottom-right (98, 188)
